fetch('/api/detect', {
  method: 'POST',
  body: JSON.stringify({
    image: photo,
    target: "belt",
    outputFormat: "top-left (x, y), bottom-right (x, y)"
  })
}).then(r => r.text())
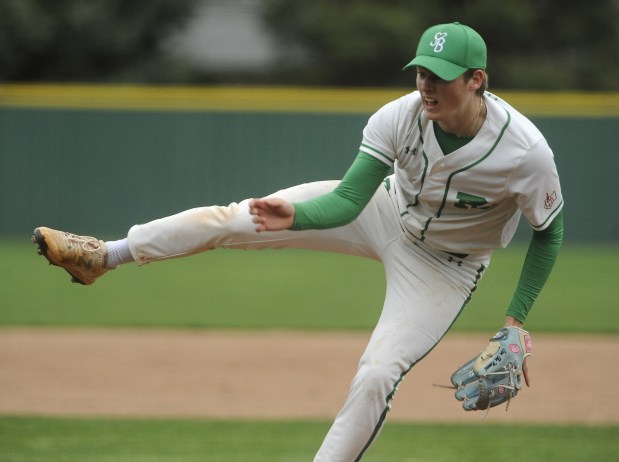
top-left (402, 231), bottom-right (470, 260)
top-left (446, 251), bottom-right (469, 259)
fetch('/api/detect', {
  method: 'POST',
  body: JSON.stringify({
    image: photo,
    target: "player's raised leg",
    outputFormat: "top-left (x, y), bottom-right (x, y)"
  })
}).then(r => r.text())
top-left (32, 179), bottom-right (396, 284)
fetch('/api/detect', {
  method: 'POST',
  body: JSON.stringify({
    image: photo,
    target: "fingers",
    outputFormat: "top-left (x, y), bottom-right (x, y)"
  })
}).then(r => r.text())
top-left (251, 216), bottom-right (267, 233)
top-left (249, 197), bottom-right (275, 216)
top-left (248, 199), bottom-right (261, 216)
top-left (248, 197), bottom-right (294, 232)
top-left (248, 199), bottom-right (265, 232)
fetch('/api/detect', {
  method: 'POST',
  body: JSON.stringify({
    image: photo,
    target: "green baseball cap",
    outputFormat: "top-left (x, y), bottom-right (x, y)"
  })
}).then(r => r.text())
top-left (403, 22), bottom-right (487, 81)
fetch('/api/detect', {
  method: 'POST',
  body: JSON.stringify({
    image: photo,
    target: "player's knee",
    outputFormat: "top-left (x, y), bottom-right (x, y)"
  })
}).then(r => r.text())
top-left (191, 202), bottom-right (251, 235)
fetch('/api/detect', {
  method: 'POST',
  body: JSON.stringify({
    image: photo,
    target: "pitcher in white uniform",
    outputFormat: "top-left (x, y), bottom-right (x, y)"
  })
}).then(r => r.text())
top-left (33, 22), bottom-right (563, 461)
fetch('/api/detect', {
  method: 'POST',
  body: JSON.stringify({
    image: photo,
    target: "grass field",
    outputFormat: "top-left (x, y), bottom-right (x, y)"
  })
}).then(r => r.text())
top-left (1, 416), bottom-right (618, 462)
top-left (1, 240), bottom-right (618, 461)
top-left (1, 241), bottom-right (617, 332)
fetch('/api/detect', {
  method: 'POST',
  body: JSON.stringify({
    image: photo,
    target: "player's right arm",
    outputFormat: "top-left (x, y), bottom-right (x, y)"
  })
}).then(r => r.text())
top-left (250, 152), bottom-right (389, 232)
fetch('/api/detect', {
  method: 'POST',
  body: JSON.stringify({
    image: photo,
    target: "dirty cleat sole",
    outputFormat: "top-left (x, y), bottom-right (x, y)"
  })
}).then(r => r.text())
top-left (32, 227), bottom-right (84, 284)
top-left (32, 228), bottom-right (49, 257)
top-left (32, 227), bottom-right (108, 285)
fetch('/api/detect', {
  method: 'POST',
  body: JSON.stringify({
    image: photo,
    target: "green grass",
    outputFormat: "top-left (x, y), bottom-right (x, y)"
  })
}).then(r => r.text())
top-left (2, 243), bottom-right (618, 461)
top-left (1, 416), bottom-right (617, 462)
top-left (1, 241), bottom-right (618, 332)
top-left (455, 244), bottom-right (619, 332)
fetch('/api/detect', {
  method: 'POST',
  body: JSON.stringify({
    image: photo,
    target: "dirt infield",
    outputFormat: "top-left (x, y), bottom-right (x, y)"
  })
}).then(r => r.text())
top-left (1, 328), bottom-right (617, 424)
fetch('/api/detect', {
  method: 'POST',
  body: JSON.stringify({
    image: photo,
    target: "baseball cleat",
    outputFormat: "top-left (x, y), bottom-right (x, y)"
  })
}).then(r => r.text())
top-left (32, 227), bottom-right (108, 285)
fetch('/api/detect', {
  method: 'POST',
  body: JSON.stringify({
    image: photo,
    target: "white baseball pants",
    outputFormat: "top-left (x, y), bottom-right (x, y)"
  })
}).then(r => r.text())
top-left (127, 178), bottom-right (488, 461)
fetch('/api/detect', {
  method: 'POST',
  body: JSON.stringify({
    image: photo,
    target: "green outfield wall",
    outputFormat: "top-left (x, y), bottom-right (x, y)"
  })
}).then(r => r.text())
top-left (1, 84), bottom-right (618, 242)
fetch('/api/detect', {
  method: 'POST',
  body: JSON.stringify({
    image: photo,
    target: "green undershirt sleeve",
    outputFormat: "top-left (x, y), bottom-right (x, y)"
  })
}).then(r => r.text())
top-left (290, 152), bottom-right (390, 230)
top-left (506, 209), bottom-right (564, 323)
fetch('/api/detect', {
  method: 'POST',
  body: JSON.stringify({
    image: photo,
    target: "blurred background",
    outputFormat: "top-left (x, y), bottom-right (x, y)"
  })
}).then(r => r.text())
top-left (1, 6), bottom-right (618, 458)
top-left (1, 0), bottom-right (618, 242)
top-left (1, 0), bottom-right (618, 89)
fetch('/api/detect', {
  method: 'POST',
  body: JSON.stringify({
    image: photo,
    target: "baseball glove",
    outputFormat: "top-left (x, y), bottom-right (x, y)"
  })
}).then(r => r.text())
top-left (450, 326), bottom-right (532, 413)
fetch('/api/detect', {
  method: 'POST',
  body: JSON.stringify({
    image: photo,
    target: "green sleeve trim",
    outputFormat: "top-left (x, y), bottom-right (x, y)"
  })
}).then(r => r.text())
top-left (359, 143), bottom-right (393, 164)
top-left (506, 209), bottom-right (564, 322)
top-left (531, 199), bottom-right (564, 230)
top-left (291, 152), bottom-right (390, 230)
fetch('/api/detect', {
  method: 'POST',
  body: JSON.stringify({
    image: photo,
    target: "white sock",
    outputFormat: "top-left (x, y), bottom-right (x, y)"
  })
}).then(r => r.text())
top-left (104, 238), bottom-right (134, 268)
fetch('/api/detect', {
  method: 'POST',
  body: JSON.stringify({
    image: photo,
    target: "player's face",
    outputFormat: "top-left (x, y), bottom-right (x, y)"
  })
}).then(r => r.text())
top-left (415, 67), bottom-right (479, 133)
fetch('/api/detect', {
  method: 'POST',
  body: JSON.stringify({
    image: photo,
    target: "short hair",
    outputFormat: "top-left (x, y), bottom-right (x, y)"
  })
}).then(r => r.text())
top-left (463, 69), bottom-right (489, 96)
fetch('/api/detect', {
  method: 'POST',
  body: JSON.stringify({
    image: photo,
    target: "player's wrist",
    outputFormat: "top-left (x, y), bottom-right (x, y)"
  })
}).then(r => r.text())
top-left (503, 315), bottom-right (524, 329)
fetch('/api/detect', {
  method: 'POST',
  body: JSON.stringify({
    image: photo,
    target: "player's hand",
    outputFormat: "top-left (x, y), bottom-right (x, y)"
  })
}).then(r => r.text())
top-left (249, 197), bottom-right (295, 232)
top-left (504, 315), bottom-right (531, 386)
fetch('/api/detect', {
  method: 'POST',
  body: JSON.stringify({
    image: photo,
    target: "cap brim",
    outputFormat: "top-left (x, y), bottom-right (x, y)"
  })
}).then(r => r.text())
top-left (403, 55), bottom-right (468, 81)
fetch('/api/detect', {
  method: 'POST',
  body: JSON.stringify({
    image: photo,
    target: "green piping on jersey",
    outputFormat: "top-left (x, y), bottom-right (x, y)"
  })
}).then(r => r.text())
top-left (530, 199), bottom-right (564, 231)
top-left (410, 114), bottom-right (430, 208)
top-left (437, 109), bottom-right (511, 217)
top-left (419, 108), bottom-right (511, 240)
top-left (399, 114), bottom-right (429, 216)
top-left (412, 149), bottom-right (429, 208)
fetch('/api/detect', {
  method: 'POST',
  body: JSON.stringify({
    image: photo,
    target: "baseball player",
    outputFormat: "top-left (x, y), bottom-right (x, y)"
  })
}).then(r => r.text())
top-left (33, 23), bottom-right (563, 461)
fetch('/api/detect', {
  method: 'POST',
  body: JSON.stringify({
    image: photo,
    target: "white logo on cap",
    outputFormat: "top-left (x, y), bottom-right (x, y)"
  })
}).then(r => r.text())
top-left (431, 32), bottom-right (448, 52)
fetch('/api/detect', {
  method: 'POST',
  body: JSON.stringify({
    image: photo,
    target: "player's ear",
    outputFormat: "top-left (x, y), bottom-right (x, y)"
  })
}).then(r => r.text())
top-left (465, 69), bottom-right (486, 91)
top-left (468, 69), bottom-right (485, 91)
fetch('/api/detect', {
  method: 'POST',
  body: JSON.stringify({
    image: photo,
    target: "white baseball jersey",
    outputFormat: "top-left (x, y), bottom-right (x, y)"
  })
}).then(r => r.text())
top-left (126, 90), bottom-right (564, 462)
top-left (359, 91), bottom-right (564, 256)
